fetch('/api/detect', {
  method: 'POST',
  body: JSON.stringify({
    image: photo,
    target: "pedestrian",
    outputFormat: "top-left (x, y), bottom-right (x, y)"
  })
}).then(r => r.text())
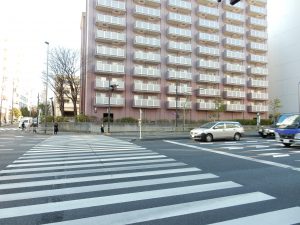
top-left (54, 122), bottom-right (59, 135)
top-left (100, 124), bottom-right (104, 134)
top-left (21, 121), bottom-right (26, 131)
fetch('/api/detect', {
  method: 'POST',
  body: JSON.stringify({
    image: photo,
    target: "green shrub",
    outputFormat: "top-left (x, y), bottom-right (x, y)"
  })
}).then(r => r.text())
top-left (75, 114), bottom-right (90, 122)
top-left (115, 117), bottom-right (138, 123)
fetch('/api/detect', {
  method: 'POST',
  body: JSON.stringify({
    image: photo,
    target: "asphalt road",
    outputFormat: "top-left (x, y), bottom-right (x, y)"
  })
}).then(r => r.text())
top-left (0, 130), bottom-right (300, 225)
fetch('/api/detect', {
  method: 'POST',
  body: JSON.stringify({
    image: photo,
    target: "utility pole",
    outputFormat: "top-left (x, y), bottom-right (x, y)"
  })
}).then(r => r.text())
top-left (37, 93), bottom-right (39, 127)
top-left (175, 82), bottom-right (178, 128)
top-left (11, 79), bottom-right (15, 124)
top-left (44, 41), bottom-right (49, 134)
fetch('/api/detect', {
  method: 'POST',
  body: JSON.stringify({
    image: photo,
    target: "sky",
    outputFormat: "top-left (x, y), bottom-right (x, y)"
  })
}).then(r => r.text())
top-left (0, 0), bottom-right (86, 94)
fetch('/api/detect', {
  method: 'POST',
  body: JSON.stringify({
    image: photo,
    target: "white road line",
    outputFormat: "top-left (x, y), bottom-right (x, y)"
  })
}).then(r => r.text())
top-left (0, 149), bottom-right (13, 151)
top-left (258, 153), bottom-right (283, 156)
top-left (45, 192), bottom-right (274, 225)
top-left (0, 162), bottom-right (186, 181)
top-left (246, 141), bottom-right (258, 143)
top-left (28, 147), bottom-right (146, 153)
top-left (273, 154), bottom-right (290, 158)
top-left (246, 148), bottom-right (286, 152)
top-left (164, 140), bottom-right (300, 172)
top-left (220, 147), bottom-right (244, 150)
top-left (209, 207), bottom-right (300, 225)
top-left (0, 167), bottom-right (200, 190)
top-left (246, 145), bottom-right (269, 148)
top-left (14, 152), bottom-right (158, 163)
top-left (8, 155), bottom-right (166, 167)
top-left (0, 181), bottom-right (243, 219)
top-left (0, 158), bottom-right (175, 174)
top-left (0, 174), bottom-right (218, 202)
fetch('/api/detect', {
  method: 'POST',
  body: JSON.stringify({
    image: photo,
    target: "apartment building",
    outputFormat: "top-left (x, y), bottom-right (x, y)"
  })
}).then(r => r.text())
top-left (81, 0), bottom-right (268, 122)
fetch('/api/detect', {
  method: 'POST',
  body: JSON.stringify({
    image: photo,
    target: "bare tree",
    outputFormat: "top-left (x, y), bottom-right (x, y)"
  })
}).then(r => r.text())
top-left (48, 47), bottom-right (80, 116)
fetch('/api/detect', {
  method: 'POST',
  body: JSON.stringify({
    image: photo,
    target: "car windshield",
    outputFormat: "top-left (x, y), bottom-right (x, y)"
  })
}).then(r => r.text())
top-left (199, 122), bottom-right (217, 129)
top-left (276, 114), bottom-right (300, 129)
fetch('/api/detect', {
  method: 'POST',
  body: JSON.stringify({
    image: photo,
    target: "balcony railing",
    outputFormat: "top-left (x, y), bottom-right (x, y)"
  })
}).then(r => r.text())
top-left (167, 26), bottom-right (192, 39)
top-left (96, 0), bottom-right (126, 13)
top-left (167, 41), bottom-right (192, 53)
top-left (197, 19), bottom-right (219, 31)
top-left (197, 102), bottom-right (216, 110)
top-left (95, 80), bottom-right (125, 90)
top-left (134, 21), bottom-right (161, 34)
top-left (168, 85), bottom-right (192, 95)
top-left (167, 100), bottom-right (192, 109)
top-left (96, 14), bottom-right (126, 29)
top-left (223, 37), bottom-right (245, 48)
top-left (223, 11), bottom-right (244, 24)
top-left (248, 92), bottom-right (269, 100)
top-left (247, 29), bottom-right (267, 40)
top-left (95, 61), bottom-right (125, 74)
top-left (223, 77), bottom-right (246, 86)
top-left (247, 42), bottom-right (268, 52)
top-left (247, 5), bottom-right (267, 17)
top-left (197, 0), bottom-right (219, 7)
top-left (167, 12), bottom-right (192, 25)
top-left (226, 104), bottom-right (246, 111)
top-left (134, 36), bottom-right (161, 48)
top-left (197, 46), bottom-right (220, 56)
top-left (133, 0), bottom-right (161, 7)
top-left (248, 79), bottom-right (268, 88)
top-left (223, 0), bottom-right (244, 12)
top-left (133, 99), bottom-right (161, 108)
top-left (247, 54), bottom-right (267, 64)
top-left (247, 67), bottom-right (268, 76)
top-left (197, 74), bottom-right (221, 83)
top-left (96, 30), bottom-right (126, 43)
top-left (167, 70), bottom-right (192, 81)
top-left (134, 5), bottom-right (161, 19)
top-left (247, 17), bottom-right (267, 29)
top-left (197, 60), bottom-right (220, 70)
top-left (134, 51), bottom-right (161, 63)
top-left (167, 55), bottom-right (192, 67)
top-left (198, 89), bottom-right (221, 96)
top-left (133, 66), bottom-right (161, 78)
top-left (223, 63), bottom-right (246, 73)
top-left (133, 83), bottom-right (161, 93)
top-left (96, 45), bottom-right (125, 59)
top-left (197, 32), bottom-right (220, 44)
top-left (223, 24), bottom-right (245, 36)
top-left (95, 96), bottom-right (124, 106)
top-left (167, 0), bottom-right (192, 12)
top-left (223, 50), bottom-right (245, 60)
top-left (224, 90), bottom-right (246, 99)
top-left (248, 105), bottom-right (268, 112)
top-left (197, 5), bottom-right (219, 19)
top-left (247, 0), bottom-right (267, 7)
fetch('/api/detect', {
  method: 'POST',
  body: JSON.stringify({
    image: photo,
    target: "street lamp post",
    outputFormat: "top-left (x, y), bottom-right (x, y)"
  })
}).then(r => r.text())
top-left (50, 97), bottom-right (54, 122)
top-left (298, 81), bottom-right (300, 113)
top-left (175, 82), bottom-right (178, 128)
top-left (44, 41), bottom-right (49, 134)
top-left (107, 81), bottom-right (118, 133)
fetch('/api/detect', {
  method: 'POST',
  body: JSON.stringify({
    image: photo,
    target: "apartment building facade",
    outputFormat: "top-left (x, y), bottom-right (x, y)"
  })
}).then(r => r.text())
top-left (81, 0), bottom-right (268, 122)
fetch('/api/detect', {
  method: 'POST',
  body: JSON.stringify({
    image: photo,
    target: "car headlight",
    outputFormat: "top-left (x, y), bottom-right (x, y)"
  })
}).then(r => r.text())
top-left (295, 133), bottom-right (300, 139)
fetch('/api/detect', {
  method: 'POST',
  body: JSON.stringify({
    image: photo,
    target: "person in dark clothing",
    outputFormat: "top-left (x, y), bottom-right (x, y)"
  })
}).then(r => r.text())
top-left (21, 122), bottom-right (26, 131)
top-left (100, 124), bottom-right (104, 134)
top-left (54, 122), bottom-right (58, 135)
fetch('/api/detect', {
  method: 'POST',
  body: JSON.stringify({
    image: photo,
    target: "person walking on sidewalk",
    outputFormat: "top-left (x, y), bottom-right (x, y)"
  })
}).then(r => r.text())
top-left (100, 124), bottom-right (104, 134)
top-left (54, 122), bottom-right (59, 135)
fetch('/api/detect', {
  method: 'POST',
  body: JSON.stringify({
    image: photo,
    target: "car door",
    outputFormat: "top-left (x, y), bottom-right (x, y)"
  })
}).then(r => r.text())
top-left (212, 122), bottom-right (225, 139)
top-left (225, 122), bottom-right (236, 138)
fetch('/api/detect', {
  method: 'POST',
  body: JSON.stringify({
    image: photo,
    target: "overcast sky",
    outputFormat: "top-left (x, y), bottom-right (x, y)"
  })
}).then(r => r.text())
top-left (0, 0), bottom-right (86, 92)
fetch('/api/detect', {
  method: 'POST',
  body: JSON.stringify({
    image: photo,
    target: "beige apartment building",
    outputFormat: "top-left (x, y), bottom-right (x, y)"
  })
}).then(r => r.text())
top-left (81, 0), bottom-right (268, 122)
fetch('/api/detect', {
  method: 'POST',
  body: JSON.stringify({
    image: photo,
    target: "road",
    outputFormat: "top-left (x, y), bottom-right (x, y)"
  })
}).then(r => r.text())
top-left (0, 130), bottom-right (300, 225)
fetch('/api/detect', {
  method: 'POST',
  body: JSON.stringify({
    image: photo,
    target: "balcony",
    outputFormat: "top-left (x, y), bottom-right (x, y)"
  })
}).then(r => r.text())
top-left (95, 61), bottom-right (125, 74)
top-left (134, 36), bottom-right (161, 49)
top-left (223, 50), bottom-right (245, 61)
top-left (247, 42), bottom-right (268, 52)
top-left (224, 90), bottom-right (246, 99)
top-left (96, 45), bottom-right (125, 60)
top-left (247, 5), bottom-right (267, 17)
top-left (223, 24), bottom-right (245, 36)
top-left (167, 0), bottom-right (192, 13)
top-left (247, 66), bottom-right (268, 76)
top-left (197, 19), bottom-right (219, 31)
top-left (134, 5), bottom-right (161, 20)
top-left (167, 41), bottom-right (192, 53)
top-left (197, 5), bottom-right (219, 19)
top-left (133, 0), bottom-right (161, 7)
top-left (223, 11), bottom-right (244, 25)
top-left (167, 26), bottom-right (192, 39)
top-left (133, 82), bottom-right (161, 93)
top-left (197, 0), bottom-right (219, 7)
top-left (223, 37), bottom-right (245, 49)
top-left (167, 70), bottom-right (192, 81)
top-left (197, 59), bottom-right (220, 70)
top-left (96, 0), bottom-right (126, 13)
top-left (95, 79), bottom-right (125, 90)
top-left (167, 55), bottom-right (192, 67)
top-left (248, 104), bottom-right (268, 112)
top-left (223, 63), bottom-right (245, 73)
top-left (198, 89), bottom-right (221, 97)
top-left (96, 14), bottom-right (125, 29)
top-left (222, 0), bottom-right (244, 12)
top-left (226, 104), bottom-right (246, 111)
top-left (223, 77), bottom-right (246, 86)
top-left (197, 102), bottom-right (216, 110)
top-left (247, 29), bottom-right (267, 40)
top-left (168, 85), bottom-right (192, 95)
top-left (247, 54), bottom-right (267, 64)
top-left (95, 96), bottom-right (124, 106)
top-left (197, 74), bottom-right (221, 83)
top-left (248, 92), bottom-right (268, 100)
top-left (197, 46), bottom-right (220, 57)
top-left (247, 17), bottom-right (267, 29)
top-left (133, 99), bottom-right (161, 108)
top-left (167, 12), bottom-right (192, 26)
top-left (247, 0), bottom-right (267, 7)
top-left (133, 66), bottom-right (161, 78)
top-left (134, 21), bottom-right (160, 34)
top-left (167, 100), bottom-right (192, 109)
top-left (96, 30), bottom-right (126, 43)
top-left (248, 79), bottom-right (268, 88)
top-left (134, 51), bottom-right (161, 64)
top-left (197, 33), bottom-right (220, 44)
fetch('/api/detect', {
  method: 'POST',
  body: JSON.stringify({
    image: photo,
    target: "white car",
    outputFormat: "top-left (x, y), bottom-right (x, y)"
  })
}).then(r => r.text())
top-left (190, 121), bottom-right (244, 142)
top-left (18, 117), bottom-right (33, 129)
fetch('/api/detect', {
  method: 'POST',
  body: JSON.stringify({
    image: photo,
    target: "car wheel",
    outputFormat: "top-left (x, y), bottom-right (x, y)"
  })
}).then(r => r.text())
top-left (206, 134), bottom-right (213, 142)
top-left (283, 143), bottom-right (291, 147)
top-left (233, 133), bottom-right (241, 141)
top-left (262, 134), bottom-right (267, 138)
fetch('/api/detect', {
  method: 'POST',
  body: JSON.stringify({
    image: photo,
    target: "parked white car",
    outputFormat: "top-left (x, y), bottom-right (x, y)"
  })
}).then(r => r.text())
top-left (18, 117), bottom-right (33, 129)
top-left (190, 121), bottom-right (244, 142)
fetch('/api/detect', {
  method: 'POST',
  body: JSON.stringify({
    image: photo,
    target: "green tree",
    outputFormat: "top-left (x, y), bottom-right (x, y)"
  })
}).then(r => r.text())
top-left (12, 108), bottom-right (21, 120)
top-left (20, 107), bottom-right (30, 117)
top-left (212, 97), bottom-right (226, 121)
top-left (269, 98), bottom-right (282, 123)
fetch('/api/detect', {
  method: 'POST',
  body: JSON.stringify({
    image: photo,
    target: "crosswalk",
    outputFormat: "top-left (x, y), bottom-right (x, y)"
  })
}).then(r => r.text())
top-left (0, 135), bottom-right (299, 224)
top-left (0, 127), bottom-right (19, 131)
